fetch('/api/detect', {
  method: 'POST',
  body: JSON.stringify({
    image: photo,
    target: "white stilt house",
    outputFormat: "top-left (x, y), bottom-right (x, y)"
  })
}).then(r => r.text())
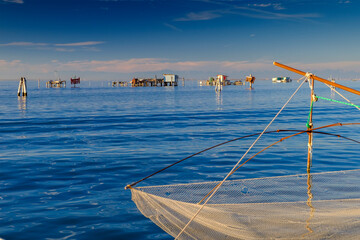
top-left (163, 74), bottom-right (178, 86)
top-left (215, 74), bottom-right (227, 92)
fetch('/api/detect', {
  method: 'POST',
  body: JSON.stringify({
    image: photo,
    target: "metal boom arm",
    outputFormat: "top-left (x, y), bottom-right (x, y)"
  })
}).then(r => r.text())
top-left (273, 62), bottom-right (360, 96)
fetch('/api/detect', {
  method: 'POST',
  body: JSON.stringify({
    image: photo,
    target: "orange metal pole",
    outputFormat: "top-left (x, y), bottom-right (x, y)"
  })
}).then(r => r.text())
top-left (273, 62), bottom-right (360, 96)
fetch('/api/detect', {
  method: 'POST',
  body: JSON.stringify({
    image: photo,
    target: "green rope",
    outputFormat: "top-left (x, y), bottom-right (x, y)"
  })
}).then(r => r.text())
top-left (306, 101), bottom-right (314, 129)
top-left (316, 96), bottom-right (360, 108)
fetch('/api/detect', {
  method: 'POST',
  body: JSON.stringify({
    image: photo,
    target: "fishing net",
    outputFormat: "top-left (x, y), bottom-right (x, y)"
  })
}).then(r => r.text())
top-left (129, 63), bottom-right (360, 239)
top-left (131, 169), bottom-right (360, 239)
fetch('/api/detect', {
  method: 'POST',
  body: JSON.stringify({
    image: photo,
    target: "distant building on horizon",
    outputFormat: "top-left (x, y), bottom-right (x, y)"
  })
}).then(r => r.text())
top-left (163, 74), bottom-right (178, 86)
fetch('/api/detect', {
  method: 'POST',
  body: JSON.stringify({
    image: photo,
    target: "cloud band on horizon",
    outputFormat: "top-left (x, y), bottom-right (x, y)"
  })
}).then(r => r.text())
top-left (0, 41), bottom-right (105, 47)
top-left (2, 58), bottom-right (360, 77)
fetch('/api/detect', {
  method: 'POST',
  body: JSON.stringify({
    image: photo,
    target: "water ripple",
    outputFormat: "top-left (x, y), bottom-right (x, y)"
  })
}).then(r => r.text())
top-left (0, 80), bottom-right (359, 239)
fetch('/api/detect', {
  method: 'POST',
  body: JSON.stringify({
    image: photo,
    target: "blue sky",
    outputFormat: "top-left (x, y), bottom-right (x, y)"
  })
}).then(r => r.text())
top-left (1, 0), bottom-right (360, 80)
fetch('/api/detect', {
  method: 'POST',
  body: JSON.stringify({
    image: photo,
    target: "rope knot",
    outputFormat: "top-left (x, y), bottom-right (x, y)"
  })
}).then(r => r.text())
top-left (305, 72), bottom-right (314, 80)
top-left (312, 94), bottom-right (318, 102)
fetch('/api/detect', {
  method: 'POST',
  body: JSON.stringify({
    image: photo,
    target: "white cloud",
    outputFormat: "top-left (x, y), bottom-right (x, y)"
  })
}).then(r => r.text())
top-left (164, 23), bottom-right (183, 32)
top-left (175, 2), bottom-right (316, 22)
top-left (273, 4), bottom-right (285, 10)
top-left (54, 48), bottom-right (75, 52)
top-left (0, 42), bottom-right (47, 46)
top-left (2, 0), bottom-right (24, 4)
top-left (250, 3), bottom-right (285, 10)
top-left (251, 4), bottom-right (272, 8)
top-left (54, 41), bottom-right (104, 47)
top-left (0, 59), bottom-right (21, 67)
top-left (175, 11), bottom-right (221, 21)
top-left (0, 41), bottom-right (104, 52)
top-left (228, 6), bottom-right (319, 21)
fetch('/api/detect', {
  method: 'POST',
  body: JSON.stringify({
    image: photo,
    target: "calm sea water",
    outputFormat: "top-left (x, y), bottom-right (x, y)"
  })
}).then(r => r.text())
top-left (0, 79), bottom-right (359, 240)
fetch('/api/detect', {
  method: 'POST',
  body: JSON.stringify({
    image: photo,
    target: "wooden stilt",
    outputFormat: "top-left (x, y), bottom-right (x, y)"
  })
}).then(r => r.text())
top-left (304, 170), bottom-right (314, 236)
top-left (17, 79), bottom-right (22, 96)
top-left (17, 77), bottom-right (27, 96)
top-left (22, 77), bottom-right (27, 96)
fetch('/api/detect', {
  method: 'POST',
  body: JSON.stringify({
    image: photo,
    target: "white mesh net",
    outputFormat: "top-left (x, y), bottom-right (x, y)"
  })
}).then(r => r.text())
top-left (131, 169), bottom-right (360, 239)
